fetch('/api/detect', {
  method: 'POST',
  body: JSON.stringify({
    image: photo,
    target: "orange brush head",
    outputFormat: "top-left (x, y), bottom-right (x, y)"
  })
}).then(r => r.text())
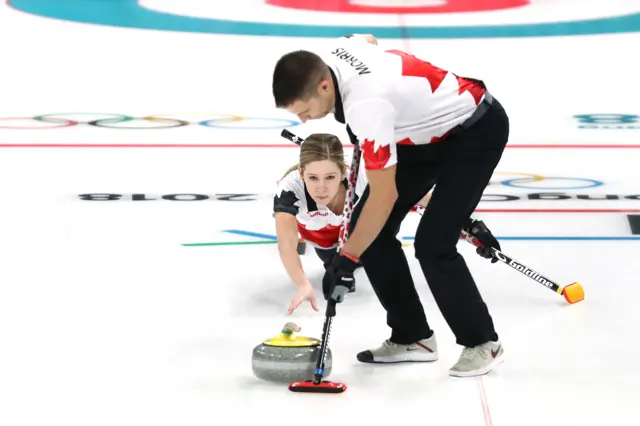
top-left (562, 282), bottom-right (585, 304)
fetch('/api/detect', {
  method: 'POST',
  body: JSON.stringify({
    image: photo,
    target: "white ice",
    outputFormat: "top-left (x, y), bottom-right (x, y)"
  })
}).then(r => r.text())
top-left (0, 3), bottom-right (639, 426)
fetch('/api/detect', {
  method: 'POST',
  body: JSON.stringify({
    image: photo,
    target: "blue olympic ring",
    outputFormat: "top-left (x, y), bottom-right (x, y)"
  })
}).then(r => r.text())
top-left (500, 177), bottom-right (604, 189)
top-left (199, 117), bottom-right (300, 130)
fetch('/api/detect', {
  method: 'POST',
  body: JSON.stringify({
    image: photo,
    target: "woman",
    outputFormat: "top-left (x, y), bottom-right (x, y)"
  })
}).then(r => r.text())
top-left (273, 133), bottom-right (431, 314)
top-left (273, 133), bottom-right (368, 314)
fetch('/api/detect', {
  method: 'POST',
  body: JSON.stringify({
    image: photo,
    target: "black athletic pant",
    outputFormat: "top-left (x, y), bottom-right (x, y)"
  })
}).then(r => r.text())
top-left (348, 97), bottom-right (509, 348)
top-left (315, 247), bottom-right (336, 266)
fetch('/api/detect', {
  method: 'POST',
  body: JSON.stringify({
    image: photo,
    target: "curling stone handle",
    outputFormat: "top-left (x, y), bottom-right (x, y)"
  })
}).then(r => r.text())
top-left (282, 322), bottom-right (301, 333)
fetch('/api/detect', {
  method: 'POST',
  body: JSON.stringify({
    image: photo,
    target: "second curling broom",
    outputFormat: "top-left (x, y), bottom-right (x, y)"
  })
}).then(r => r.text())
top-left (280, 128), bottom-right (362, 394)
top-left (413, 205), bottom-right (584, 304)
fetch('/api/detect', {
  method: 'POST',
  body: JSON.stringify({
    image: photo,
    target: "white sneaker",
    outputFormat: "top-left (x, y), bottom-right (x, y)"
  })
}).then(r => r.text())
top-left (356, 334), bottom-right (438, 363)
top-left (449, 339), bottom-right (504, 377)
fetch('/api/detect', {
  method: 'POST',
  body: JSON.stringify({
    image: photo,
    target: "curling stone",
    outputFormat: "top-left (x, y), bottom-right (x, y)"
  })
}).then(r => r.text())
top-left (251, 322), bottom-right (332, 383)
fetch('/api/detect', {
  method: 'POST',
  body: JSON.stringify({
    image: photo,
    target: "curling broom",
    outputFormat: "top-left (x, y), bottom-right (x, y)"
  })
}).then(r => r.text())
top-left (280, 128), bottom-right (362, 394)
top-left (413, 205), bottom-right (584, 304)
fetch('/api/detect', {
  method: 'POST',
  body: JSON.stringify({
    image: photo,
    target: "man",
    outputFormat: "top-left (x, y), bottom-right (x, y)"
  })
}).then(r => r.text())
top-left (271, 34), bottom-right (507, 377)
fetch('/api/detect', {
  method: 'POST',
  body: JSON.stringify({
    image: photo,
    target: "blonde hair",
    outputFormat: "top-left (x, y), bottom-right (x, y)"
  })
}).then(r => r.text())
top-left (281, 133), bottom-right (347, 179)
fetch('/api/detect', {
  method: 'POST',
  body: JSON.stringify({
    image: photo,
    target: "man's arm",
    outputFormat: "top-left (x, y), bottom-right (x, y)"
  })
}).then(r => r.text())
top-left (341, 98), bottom-right (397, 259)
top-left (342, 165), bottom-right (397, 258)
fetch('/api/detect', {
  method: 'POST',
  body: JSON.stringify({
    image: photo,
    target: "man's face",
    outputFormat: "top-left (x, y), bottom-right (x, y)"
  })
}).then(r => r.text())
top-left (287, 80), bottom-right (334, 123)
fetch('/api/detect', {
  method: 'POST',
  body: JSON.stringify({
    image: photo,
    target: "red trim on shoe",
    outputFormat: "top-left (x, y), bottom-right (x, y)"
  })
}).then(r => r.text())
top-left (491, 345), bottom-right (501, 358)
top-left (415, 342), bottom-right (435, 353)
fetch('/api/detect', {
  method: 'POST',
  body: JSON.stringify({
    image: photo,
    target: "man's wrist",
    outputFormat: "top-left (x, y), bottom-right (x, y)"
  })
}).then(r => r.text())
top-left (339, 249), bottom-right (360, 264)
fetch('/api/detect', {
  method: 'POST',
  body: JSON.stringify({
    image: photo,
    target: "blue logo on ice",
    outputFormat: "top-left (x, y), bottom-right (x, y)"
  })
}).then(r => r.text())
top-left (574, 114), bottom-right (640, 130)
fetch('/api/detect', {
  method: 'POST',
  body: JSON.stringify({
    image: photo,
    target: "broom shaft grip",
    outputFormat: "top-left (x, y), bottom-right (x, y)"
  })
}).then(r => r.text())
top-left (280, 129), bottom-right (303, 145)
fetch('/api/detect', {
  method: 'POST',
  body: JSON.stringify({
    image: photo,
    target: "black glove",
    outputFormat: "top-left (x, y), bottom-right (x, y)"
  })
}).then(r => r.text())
top-left (322, 250), bottom-right (359, 303)
top-left (464, 218), bottom-right (501, 263)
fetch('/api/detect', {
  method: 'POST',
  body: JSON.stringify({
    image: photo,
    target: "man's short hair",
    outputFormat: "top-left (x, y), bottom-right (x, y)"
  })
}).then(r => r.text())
top-left (272, 50), bottom-right (329, 108)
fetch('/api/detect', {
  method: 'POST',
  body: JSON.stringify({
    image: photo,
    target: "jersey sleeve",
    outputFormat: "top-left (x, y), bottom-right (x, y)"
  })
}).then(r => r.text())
top-left (346, 97), bottom-right (397, 170)
top-left (273, 170), bottom-right (303, 216)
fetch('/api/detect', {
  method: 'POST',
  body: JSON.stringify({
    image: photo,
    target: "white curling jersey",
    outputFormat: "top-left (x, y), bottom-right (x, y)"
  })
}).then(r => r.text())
top-left (273, 163), bottom-right (368, 250)
top-left (319, 34), bottom-right (489, 171)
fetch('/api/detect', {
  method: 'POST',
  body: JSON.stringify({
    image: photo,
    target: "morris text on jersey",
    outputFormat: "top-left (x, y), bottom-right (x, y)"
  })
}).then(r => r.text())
top-left (331, 48), bottom-right (371, 75)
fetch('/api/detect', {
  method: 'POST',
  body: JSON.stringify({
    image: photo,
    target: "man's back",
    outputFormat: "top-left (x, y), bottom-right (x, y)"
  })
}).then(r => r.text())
top-left (320, 35), bottom-right (488, 147)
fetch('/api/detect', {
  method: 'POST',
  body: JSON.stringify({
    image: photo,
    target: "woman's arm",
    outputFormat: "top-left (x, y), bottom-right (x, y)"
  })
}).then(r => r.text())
top-left (275, 212), bottom-right (312, 289)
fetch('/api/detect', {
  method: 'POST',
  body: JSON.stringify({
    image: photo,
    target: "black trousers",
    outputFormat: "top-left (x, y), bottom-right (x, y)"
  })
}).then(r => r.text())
top-left (349, 97), bottom-right (509, 347)
top-left (315, 247), bottom-right (336, 266)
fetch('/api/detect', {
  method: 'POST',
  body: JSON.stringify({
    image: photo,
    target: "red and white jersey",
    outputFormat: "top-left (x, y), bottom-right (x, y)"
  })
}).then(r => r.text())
top-left (319, 34), bottom-right (488, 171)
top-left (273, 163), bottom-right (368, 250)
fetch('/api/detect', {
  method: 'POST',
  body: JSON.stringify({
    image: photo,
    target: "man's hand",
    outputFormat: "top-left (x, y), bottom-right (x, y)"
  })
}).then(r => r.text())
top-left (322, 251), bottom-right (359, 303)
top-left (347, 33), bottom-right (378, 45)
top-left (464, 218), bottom-right (501, 263)
top-left (361, 34), bottom-right (378, 45)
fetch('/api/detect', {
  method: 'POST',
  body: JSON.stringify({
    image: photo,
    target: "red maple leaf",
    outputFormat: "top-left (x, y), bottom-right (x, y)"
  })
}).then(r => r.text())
top-left (362, 139), bottom-right (392, 170)
top-left (386, 49), bottom-right (447, 93)
top-left (455, 75), bottom-right (485, 105)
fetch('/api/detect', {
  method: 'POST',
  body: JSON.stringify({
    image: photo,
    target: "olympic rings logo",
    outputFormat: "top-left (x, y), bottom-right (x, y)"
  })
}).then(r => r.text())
top-left (0, 113), bottom-right (301, 130)
top-left (491, 173), bottom-right (603, 190)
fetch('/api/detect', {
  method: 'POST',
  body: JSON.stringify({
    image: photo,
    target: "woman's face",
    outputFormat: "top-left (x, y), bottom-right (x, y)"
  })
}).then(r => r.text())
top-left (301, 160), bottom-right (344, 206)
